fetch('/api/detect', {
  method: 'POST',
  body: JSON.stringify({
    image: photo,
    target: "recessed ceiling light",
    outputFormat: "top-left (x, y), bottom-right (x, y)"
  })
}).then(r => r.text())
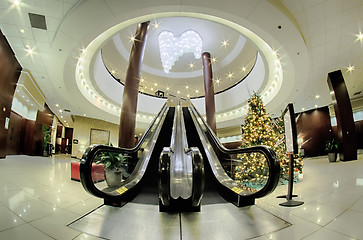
top-left (221, 40), bottom-right (229, 47)
top-left (13, 0), bottom-right (20, 5)
top-left (189, 63), bottom-right (194, 69)
top-left (20, 29), bottom-right (24, 33)
top-left (55, 104), bottom-right (59, 107)
top-left (241, 67), bottom-right (246, 72)
top-left (140, 78), bottom-right (144, 82)
top-left (347, 65), bottom-right (355, 72)
top-left (302, 108), bottom-right (305, 111)
top-left (227, 72), bottom-right (233, 79)
top-left (61, 116), bottom-right (63, 118)
top-left (195, 89), bottom-right (199, 93)
top-left (81, 48), bottom-right (86, 53)
top-left (315, 95), bottom-right (320, 99)
top-left (215, 78), bottom-right (221, 84)
top-left (154, 83), bottom-right (158, 86)
top-left (185, 85), bottom-right (189, 89)
top-left (187, 94), bottom-right (190, 98)
top-left (356, 32), bottom-right (363, 42)
top-left (150, 87), bottom-right (154, 91)
top-left (83, 114), bottom-right (86, 116)
top-left (111, 70), bottom-right (116, 74)
top-left (177, 90), bottom-right (180, 94)
top-left (129, 35), bottom-right (136, 42)
top-left (315, 105), bottom-right (318, 108)
top-left (166, 87), bottom-right (170, 90)
top-left (152, 22), bottom-right (159, 29)
top-left (211, 57), bottom-right (217, 63)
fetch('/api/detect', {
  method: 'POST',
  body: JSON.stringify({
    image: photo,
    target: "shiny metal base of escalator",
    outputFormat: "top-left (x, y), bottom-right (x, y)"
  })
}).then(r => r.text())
top-left (68, 203), bottom-right (290, 240)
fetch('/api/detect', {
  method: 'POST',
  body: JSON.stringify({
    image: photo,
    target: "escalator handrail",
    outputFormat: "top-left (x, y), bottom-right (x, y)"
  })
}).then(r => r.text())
top-left (189, 103), bottom-right (280, 198)
top-left (80, 103), bottom-right (168, 199)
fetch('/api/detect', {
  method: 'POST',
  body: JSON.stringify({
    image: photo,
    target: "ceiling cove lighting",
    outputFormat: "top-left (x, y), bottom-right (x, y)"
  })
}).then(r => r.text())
top-left (158, 30), bottom-right (203, 73)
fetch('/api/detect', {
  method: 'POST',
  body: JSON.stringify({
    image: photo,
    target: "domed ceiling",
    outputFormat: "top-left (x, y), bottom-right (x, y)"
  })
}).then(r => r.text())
top-left (101, 17), bottom-right (258, 99)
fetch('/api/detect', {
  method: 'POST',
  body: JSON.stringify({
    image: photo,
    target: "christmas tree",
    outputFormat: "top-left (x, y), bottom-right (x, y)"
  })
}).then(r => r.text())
top-left (234, 93), bottom-right (303, 188)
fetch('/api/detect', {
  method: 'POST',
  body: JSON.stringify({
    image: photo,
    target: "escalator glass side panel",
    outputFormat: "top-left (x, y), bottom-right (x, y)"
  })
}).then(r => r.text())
top-left (187, 104), bottom-right (280, 201)
top-left (80, 104), bottom-right (171, 200)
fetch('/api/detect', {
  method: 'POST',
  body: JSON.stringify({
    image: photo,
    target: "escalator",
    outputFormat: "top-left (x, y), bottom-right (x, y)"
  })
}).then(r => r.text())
top-left (79, 104), bottom-right (175, 207)
top-left (183, 104), bottom-right (280, 207)
top-left (79, 102), bottom-right (280, 209)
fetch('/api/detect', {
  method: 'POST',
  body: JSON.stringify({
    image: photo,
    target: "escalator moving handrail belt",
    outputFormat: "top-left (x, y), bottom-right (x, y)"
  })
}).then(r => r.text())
top-left (80, 103), bottom-right (168, 200)
top-left (189, 104), bottom-right (280, 198)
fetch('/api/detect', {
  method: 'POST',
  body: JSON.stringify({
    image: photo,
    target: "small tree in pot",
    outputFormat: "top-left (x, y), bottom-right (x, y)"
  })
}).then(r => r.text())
top-left (96, 151), bottom-right (130, 187)
top-left (325, 138), bottom-right (339, 162)
top-left (42, 124), bottom-right (51, 157)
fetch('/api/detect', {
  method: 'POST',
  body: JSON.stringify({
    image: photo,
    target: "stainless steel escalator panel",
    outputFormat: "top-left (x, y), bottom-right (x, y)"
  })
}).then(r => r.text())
top-left (169, 105), bottom-right (193, 199)
top-left (68, 203), bottom-right (180, 240)
top-left (180, 203), bottom-right (290, 240)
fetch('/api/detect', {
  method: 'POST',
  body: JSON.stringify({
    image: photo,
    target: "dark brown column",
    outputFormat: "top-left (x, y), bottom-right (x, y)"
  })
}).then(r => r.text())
top-left (202, 52), bottom-right (217, 134)
top-left (119, 22), bottom-right (150, 148)
top-left (327, 70), bottom-right (357, 161)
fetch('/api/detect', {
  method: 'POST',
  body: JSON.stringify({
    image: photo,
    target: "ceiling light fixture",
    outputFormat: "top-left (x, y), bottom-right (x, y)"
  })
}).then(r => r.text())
top-left (195, 89), bottom-right (199, 93)
top-left (152, 22), bottom-right (159, 29)
top-left (227, 72), bottom-right (233, 79)
top-left (12, 0), bottom-right (20, 5)
top-left (166, 87), bottom-right (170, 90)
top-left (315, 95), bottom-right (320, 99)
top-left (241, 67), bottom-right (246, 72)
top-left (154, 83), bottom-right (158, 86)
top-left (347, 65), bottom-right (355, 72)
top-left (221, 40), bottom-right (229, 47)
top-left (20, 29), bottom-right (24, 33)
top-left (111, 70), bottom-right (116, 74)
top-left (211, 57), bottom-right (217, 63)
top-left (185, 85), bottom-right (189, 89)
top-left (158, 30), bottom-right (203, 73)
top-left (356, 32), bottom-right (363, 42)
top-left (129, 35), bottom-right (136, 43)
top-left (189, 63), bottom-right (195, 69)
top-left (215, 78), bottom-right (221, 84)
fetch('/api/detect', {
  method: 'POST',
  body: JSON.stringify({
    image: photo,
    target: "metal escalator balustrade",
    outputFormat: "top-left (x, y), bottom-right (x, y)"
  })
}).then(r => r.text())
top-left (79, 103), bottom-right (170, 204)
top-left (158, 104), bottom-right (204, 211)
top-left (188, 104), bottom-right (280, 206)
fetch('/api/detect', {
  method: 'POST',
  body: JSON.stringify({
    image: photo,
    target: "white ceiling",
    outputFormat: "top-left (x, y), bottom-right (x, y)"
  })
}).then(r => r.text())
top-left (0, 0), bottom-right (362, 131)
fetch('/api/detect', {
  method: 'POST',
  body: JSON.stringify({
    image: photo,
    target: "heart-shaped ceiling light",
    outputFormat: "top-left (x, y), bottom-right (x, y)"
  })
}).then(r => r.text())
top-left (158, 30), bottom-right (203, 73)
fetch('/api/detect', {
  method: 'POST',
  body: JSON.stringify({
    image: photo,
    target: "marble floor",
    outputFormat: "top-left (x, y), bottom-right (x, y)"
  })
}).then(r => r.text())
top-left (0, 152), bottom-right (362, 239)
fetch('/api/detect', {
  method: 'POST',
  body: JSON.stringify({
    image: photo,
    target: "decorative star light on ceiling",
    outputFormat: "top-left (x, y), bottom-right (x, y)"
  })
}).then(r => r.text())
top-left (158, 30), bottom-right (203, 73)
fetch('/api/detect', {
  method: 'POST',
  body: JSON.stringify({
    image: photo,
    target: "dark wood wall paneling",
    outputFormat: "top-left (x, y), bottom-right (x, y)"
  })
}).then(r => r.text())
top-left (295, 106), bottom-right (332, 157)
top-left (0, 30), bottom-right (22, 158)
top-left (10, 105), bottom-right (54, 156)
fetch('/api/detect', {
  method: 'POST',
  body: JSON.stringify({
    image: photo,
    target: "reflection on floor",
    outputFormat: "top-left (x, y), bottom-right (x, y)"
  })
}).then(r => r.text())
top-left (0, 152), bottom-right (362, 239)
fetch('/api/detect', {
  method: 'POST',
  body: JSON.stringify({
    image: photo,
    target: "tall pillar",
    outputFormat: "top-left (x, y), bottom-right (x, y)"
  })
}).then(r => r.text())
top-left (202, 52), bottom-right (217, 134)
top-left (119, 22), bottom-right (150, 148)
top-left (327, 70), bottom-right (357, 161)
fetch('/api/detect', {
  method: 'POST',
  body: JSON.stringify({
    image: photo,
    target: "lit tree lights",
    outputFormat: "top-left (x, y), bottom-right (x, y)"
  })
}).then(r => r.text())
top-left (234, 93), bottom-right (303, 188)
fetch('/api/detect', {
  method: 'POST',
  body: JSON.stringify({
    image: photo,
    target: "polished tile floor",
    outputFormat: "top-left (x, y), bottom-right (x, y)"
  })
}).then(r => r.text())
top-left (0, 152), bottom-right (362, 239)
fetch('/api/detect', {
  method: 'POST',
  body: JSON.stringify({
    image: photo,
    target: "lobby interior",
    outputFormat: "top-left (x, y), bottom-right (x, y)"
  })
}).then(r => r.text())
top-left (1, 0), bottom-right (363, 239)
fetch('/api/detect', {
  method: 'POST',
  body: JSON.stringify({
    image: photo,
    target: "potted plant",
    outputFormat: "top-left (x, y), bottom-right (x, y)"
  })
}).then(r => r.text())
top-left (42, 124), bottom-right (51, 157)
top-left (325, 138), bottom-right (338, 162)
top-left (96, 151), bottom-right (130, 187)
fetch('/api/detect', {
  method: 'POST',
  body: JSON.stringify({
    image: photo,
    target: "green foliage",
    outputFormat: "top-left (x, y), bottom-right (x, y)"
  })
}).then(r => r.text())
top-left (41, 124), bottom-right (51, 149)
top-left (96, 151), bottom-right (130, 170)
top-left (325, 138), bottom-right (338, 153)
top-left (235, 93), bottom-right (304, 187)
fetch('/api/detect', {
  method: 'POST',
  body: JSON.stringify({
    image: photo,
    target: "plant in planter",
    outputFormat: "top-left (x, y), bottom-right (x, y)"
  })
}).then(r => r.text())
top-left (42, 124), bottom-right (51, 157)
top-left (325, 138), bottom-right (339, 162)
top-left (95, 151), bottom-right (130, 187)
